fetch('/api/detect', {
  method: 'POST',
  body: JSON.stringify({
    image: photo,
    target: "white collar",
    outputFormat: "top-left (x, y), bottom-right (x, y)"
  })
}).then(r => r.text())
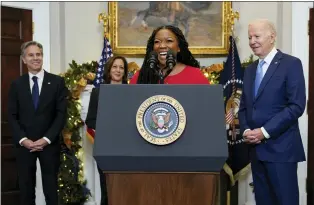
top-left (259, 47), bottom-right (278, 65)
top-left (29, 69), bottom-right (45, 80)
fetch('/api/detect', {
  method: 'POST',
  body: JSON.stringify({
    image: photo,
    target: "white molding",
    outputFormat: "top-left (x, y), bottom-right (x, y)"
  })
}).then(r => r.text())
top-left (292, 2), bottom-right (313, 205)
top-left (1, 2), bottom-right (51, 72)
top-left (80, 86), bottom-right (99, 205)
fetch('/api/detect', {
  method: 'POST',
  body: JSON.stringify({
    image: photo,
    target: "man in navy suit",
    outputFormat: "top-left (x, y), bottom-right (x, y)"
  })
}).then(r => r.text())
top-left (239, 19), bottom-right (306, 205)
top-left (8, 41), bottom-right (67, 205)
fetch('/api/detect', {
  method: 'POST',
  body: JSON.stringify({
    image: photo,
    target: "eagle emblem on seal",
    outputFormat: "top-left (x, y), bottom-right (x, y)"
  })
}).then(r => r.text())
top-left (150, 108), bottom-right (174, 133)
top-left (136, 95), bottom-right (186, 145)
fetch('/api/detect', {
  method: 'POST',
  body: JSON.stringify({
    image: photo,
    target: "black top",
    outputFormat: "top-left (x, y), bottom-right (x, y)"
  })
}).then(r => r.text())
top-left (85, 88), bottom-right (100, 130)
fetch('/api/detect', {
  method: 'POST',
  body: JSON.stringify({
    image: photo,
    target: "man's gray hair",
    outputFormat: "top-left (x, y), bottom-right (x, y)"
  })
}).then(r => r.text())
top-left (248, 19), bottom-right (277, 36)
top-left (20, 41), bottom-right (43, 57)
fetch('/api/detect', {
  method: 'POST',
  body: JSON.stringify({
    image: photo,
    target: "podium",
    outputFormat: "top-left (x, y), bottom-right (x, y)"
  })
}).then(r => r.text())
top-left (94, 84), bottom-right (228, 205)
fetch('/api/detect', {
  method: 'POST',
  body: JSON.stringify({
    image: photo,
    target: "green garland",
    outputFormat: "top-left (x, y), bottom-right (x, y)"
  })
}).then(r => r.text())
top-left (57, 55), bottom-right (256, 204)
top-left (58, 60), bottom-right (98, 205)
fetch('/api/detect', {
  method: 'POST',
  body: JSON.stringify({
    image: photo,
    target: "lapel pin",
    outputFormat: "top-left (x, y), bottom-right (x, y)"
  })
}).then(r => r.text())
top-left (48, 82), bottom-right (51, 84)
top-left (275, 61), bottom-right (278, 64)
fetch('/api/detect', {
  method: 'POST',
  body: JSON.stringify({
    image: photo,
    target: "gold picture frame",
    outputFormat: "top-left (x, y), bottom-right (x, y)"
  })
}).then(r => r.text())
top-left (108, 2), bottom-right (233, 55)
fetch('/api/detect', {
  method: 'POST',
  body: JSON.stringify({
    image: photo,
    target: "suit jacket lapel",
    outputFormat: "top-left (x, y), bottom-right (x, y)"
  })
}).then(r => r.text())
top-left (250, 60), bottom-right (259, 102)
top-left (22, 74), bottom-right (36, 112)
top-left (254, 50), bottom-right (283, 101)
top-left (38, 71), bottom-right (51, 111)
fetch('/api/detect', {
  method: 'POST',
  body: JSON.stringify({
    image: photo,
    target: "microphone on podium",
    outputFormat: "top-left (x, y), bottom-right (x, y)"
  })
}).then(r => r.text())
top-left (160, 50), bottom-right (177, 84)
top-left (148, 51), bottom-right (164, 84)
top-left (148, 51), bottom-right (158, 70)
top-left (166, 50), bottom-right (176, 70)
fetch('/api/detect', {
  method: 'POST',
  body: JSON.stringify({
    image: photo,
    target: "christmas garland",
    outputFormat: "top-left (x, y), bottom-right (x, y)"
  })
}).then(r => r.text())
top-left (57, 55), bottom-right (255, 204)
top-left (58, 60), bottom-right (97, 205)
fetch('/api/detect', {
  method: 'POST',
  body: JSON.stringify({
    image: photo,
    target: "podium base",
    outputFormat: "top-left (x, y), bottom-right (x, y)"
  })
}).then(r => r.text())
top-left (106, 173), bottom-right (224, 205)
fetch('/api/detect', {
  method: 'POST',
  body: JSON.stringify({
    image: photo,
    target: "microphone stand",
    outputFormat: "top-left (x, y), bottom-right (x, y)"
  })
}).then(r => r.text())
top-left (159, 70), bottom-right (164, 84)
top-left (156, 63), bottom-right (174, 84)
top-left (159, 67), bottom-right (174, 84)
top-left (155, 65), bottom-right (165, 84)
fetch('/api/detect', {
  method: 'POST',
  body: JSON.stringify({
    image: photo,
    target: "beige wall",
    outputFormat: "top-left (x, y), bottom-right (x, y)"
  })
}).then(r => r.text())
top-left (233, 2), bottom-right (292, 59)
top-left (49, 2), bottom-right (292, 75)
top-left (50, 2), bottom-right (106, 74)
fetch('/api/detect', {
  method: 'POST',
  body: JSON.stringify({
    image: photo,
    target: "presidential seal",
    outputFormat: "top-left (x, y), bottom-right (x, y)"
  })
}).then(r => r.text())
top-left (136, 95), bottom-right (186, 145)
top-left (223, 78), bottom-right (243, 143)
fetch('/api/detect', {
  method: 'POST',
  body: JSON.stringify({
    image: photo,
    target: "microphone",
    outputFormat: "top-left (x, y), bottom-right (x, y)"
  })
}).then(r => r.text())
top-left (148, 51), bottom-right (163, 84)
top-left (148, 51), bottom-right (158, 70)
top-left (166, 50), bottom-right (176, 70)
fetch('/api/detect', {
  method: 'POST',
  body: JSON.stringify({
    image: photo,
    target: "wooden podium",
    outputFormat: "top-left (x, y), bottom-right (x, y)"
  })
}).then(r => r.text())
top-left (105, 173), bottom-right (223, 205)
top-left (94, 85), bottom-right (228, 205)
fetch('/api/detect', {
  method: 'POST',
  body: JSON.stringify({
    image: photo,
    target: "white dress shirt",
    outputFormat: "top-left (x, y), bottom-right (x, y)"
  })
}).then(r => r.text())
top-left (243, 47), bottom-right (278, 139)
top-left (258, 47), bottom-right (278, 82)
top-left (19, 69), bottom-right (51, 145)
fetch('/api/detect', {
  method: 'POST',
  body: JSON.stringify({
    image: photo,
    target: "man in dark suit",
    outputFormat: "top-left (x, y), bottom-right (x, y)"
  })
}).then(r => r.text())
top-left (239, 19), bottom-right (306, 205)
top-left (7, 41), bottom-right (67, 205)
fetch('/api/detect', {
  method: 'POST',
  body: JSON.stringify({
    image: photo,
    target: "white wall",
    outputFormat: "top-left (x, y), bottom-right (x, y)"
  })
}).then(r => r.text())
top-left (233, 2), bottom-right (278, 59)
top-left (292, 2), bottom-right (313, 205)
top-left (49, 2), bottom-right (64, 75)
top-left (232, 2), bottom-right (292, 59)
top-left (49, 2), bottom-right (107, 73)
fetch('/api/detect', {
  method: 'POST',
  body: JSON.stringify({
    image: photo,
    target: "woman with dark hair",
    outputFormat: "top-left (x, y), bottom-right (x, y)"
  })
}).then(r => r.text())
top-left (103, 55), bottom-right (129, 84)
top-left (86, 55), bottom-right (128, 127)
top-left (130, 25), bottom-right (209, 84)
top-left (85, 55), bottom-right (128, 205)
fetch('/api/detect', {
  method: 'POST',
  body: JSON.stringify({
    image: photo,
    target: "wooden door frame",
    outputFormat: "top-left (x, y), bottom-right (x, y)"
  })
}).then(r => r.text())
top-left (1, 2), bottom-right (51, 72)
top-left (1, 6), bottom-right (33, 205)
top-left (307, 7), bottom-right (314, 205)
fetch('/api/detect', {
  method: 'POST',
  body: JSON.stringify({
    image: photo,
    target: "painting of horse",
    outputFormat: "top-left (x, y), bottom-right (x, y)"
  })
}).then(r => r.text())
top-left (108, 2), bottom-right (232, 55)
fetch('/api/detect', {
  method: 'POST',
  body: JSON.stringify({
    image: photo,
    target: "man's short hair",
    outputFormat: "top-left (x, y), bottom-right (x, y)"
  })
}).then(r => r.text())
top-left (20, 41), bottom-right (43, 57)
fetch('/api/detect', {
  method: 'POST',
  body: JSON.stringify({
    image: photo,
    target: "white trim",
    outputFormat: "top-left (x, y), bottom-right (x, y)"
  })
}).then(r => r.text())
top-left (292, 2), bottom-right (313, 205)
top-left (1, 2), bottom-right (51, 72)
top-left (80, 86), bottom-right (99, 205)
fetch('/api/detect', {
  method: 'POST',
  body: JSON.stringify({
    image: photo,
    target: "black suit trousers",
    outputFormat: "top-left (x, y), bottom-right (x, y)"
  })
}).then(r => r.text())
top-left (16, 143), bottom-right (60, 205)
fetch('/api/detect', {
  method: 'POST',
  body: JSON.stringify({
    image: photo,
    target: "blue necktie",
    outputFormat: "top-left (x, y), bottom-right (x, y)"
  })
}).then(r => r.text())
top-left (32, 76), bottom-right (39, 109)
top-left (254, 60), bottom-right (266, 97)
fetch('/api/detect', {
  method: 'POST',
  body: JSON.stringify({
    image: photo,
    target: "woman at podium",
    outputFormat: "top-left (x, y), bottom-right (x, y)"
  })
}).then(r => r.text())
top-left (85, 55), bottom-right (129, 205)
top-left (129, 25), bottom-right (209, 84)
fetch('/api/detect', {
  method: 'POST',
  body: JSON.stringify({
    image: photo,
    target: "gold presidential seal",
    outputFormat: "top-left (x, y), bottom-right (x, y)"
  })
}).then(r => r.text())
top-left (136, 95), bottom-right (186, 145)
